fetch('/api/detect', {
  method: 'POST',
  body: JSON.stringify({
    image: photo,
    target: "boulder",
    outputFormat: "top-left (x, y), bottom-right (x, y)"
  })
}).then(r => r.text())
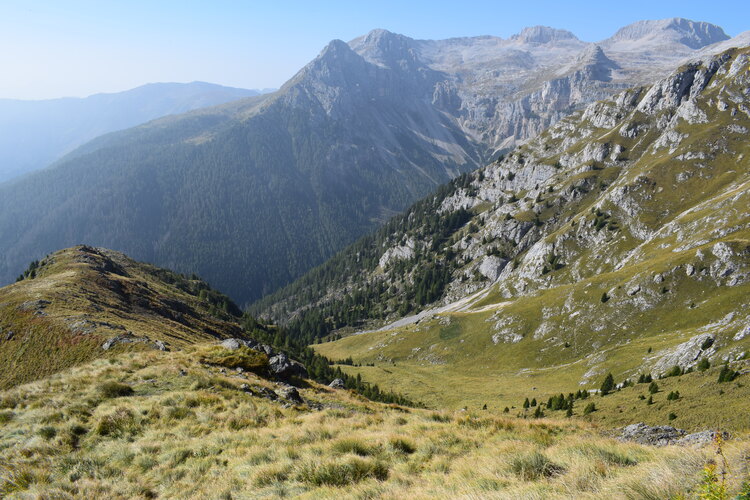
top-left (676, 430), bottom-right (730, 447)
top-left (220, 338), bottom-right (244, 350)
top-left (620, 423), bottom-right (730, 447)
top-left (275, 385), bottom-right (304, 405)
top-left (619, 423), bottom-right (686, 446)
top-left (153, 340), bottom-right (168, 351)
top-left (102, 333), bottom-right (150, 350)
top-left (258, 387), bottom-right (277, 400)
top-left (269, 353), bottom-right (308, 379)
top-left (329, 378), bottom-right (346, 389)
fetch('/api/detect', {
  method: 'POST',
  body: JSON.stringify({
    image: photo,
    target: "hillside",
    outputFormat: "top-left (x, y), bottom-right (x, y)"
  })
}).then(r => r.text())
top-left (0, 19), bottom-right (737, 306)
top-left (0, 245), bottom-right (244, 389)
top-left (2, 344), bottom-right (750, 498)
top-left (257, 47), bottom-right (750, 413)
top-left (0, 82), bottom-right (260, 183)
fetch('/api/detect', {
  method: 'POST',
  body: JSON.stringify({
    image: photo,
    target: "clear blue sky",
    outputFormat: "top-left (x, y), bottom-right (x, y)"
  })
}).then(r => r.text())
top-left (2, 0), bottom-right (747, 99)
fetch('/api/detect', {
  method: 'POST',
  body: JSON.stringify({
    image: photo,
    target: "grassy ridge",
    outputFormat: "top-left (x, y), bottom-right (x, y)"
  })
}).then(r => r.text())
top-left (0, 246), bottom-right (244, 389)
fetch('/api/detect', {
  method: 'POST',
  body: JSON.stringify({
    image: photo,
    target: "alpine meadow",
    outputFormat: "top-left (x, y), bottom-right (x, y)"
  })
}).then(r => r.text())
top-left (1, 5), bottom-right (750, 499)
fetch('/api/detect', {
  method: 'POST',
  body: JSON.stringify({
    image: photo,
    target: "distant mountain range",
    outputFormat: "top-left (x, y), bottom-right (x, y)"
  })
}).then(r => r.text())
top-left (0, 18), bottom-right (745, 307)
top-left (0, 82), bottom-right (265, 182)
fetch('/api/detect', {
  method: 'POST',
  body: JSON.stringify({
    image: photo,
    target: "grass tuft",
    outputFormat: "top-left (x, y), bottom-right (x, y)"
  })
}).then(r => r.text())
top-left (295, 458), bottom-right (389, 486)
top-left (509, 451), bottom-right (565, 481)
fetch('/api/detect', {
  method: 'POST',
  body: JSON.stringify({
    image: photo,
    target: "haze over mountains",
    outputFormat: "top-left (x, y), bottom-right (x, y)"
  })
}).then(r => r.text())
top-left (0, 18), bottom-right (743, 307)
top-left (0, 82), bottom-right (263, 182)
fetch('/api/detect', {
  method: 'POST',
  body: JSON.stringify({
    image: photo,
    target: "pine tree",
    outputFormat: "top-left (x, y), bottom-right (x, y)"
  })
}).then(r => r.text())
top-left (600, 373), bottom-right (615, 395)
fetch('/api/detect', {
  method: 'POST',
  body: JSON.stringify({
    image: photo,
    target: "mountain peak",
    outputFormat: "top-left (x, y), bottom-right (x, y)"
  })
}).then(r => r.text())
top-left (577, 44), bottom-right (619, 67)
top-left (610, 18), bottom-right (729, 49)
top-left (511, 25), bottom-right (579, 44)
top-left (349, 28), bottom-right (421, 70)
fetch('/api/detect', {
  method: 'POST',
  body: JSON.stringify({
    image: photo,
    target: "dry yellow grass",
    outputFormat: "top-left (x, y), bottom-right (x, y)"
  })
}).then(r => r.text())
top-left (1, 346), bottom-right (749, 499)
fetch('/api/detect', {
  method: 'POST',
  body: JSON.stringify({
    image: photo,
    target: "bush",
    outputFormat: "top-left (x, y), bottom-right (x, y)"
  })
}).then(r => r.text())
top-left (697, 358), bottom-right (711, 372)
top-left (648, 382), bottom-right (659, 394)
top-left (98, 382), bottom-right (134, 398)
top-left (718, 364), bottom-right (739, 383)
top-left (509, 452), bottom-right (565, 480)
top-left (197, 346), bottom-right (269, 374)
top-left (0, 411), bottom-right (14, 424)
top-left (666, 391), bottom-right (680, 401)
top-left (296, 458), bottom-right (388, 486)
top-left (668, 412), bottom-right (677, 421)
top-left (583, 403), bottom-right (596, 415)
top-left (665, 366), bottom-right (683, 378)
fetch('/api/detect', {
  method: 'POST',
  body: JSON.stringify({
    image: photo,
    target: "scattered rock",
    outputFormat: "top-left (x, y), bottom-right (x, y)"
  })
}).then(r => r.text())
top-left (676, 430), bottom-right (730, 447)
top-left (329, 378), bottom-right (346, 389)
top-left (620, 423), bottom-right (730, 447)
top-left (102, 333), bottom-right (151, 350)
top-left (153, 340), bottom-right (168, 351)
top-left (4, 330), bottom-right (14, 341)
top-left (239, 383), bottom-right (251, 392)
top-left (619, 423), bottom-right (686, 446)
top-left (220, 338), bottom-right (244, 350)
top-left (18, 299), bottom-right (50, 312)
top-left (275, 385), bottom-right (304, 405)
top-left (258, 387), bottom-right (278, 400)
top-left (626, 285), bottom-right (641, 296)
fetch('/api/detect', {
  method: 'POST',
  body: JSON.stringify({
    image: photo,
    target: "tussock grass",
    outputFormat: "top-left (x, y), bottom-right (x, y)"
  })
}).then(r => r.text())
top-left (97, 381), bottom-right (134, 398)
top-left (0, 346), bottom-right (748, 498)
top-left (295, 458), bottom-right (389, 486)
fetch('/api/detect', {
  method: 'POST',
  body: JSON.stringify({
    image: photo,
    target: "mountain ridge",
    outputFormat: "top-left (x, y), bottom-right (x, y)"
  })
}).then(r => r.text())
top-left (0, 82), bottom-right (262, 183)
top-left (0, 19), bottom-right (743, 307)
top-left (255, 47), bottom-right (750, 411)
